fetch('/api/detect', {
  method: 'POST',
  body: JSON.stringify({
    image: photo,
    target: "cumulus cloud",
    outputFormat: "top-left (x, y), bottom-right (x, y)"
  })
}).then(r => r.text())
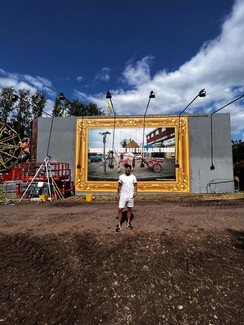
top-left (122, 56), bottom-right (153, 87)
top-left (87, 0), bottom-right (244, 139)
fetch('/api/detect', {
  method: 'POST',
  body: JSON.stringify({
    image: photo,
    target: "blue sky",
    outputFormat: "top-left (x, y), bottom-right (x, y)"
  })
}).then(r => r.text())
top-left (0, 0), bottom-right (244, 140)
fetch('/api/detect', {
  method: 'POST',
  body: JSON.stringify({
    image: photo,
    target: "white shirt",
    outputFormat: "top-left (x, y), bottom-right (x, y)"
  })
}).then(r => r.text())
top-left (119, 174), bottom-right (137, 198)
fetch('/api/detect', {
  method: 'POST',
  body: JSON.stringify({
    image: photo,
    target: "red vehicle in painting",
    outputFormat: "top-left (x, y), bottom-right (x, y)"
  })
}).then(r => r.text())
top-left (141, 157), bottom-right (164, 173)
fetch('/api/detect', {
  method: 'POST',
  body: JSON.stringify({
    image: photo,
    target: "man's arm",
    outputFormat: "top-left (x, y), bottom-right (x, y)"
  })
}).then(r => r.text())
top-left (133, 182), bottom-right (137, 198)
top-left (116, 182), bottom-right (122, 200)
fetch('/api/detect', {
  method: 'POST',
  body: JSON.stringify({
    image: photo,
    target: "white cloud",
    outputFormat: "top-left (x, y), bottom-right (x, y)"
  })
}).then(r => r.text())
top-left (77, 76), bottom-right (83, 82)
top-left (44, 98), bottom-right (55, 116)
top-left (86, 0), bottom-right (244, 140)
top-left (122, 56), bottom-right (153, 86)
top-left (95, 67), bottom-right (111, 82)
top-left (0, 69), bottom-right (55, 97)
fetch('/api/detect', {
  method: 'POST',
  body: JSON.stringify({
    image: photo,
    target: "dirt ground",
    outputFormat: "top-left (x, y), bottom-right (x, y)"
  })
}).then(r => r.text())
top-left (0, 195), bottom-right (244, 325)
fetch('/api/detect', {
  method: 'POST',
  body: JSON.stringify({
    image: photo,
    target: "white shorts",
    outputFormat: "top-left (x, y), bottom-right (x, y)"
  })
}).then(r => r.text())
top-left (119, 196), bottom-right (134, 209)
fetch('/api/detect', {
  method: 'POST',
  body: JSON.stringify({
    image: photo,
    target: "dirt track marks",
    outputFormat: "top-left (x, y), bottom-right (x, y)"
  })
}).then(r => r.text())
top-left (179, 199), bottom-right (244, 208)
top-left (0, 231), bottom-right (243, 325)
top-left (0, 234), bottom-right (84, 324)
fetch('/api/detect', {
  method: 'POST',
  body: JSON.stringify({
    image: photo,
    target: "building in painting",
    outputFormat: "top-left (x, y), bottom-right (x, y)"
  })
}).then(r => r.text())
top-left (145, 127), bottom-right (175, 158)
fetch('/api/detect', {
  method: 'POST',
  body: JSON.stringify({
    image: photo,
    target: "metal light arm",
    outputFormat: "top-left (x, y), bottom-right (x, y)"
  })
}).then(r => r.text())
top-left (175, 89), bottom-right (206, 168)
top-left (178, 89), bottom-right (206, 118)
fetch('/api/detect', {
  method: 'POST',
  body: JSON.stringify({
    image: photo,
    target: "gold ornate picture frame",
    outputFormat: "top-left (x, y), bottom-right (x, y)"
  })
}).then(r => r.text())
top-left (75, 116), bottom-right (190, 193)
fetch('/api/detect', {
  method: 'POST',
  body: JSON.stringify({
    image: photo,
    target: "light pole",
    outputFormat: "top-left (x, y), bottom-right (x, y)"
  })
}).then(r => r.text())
top-left (175, 89), bottom-right (206, 168)
top-left (99, 131), bottom-right (111, 173)
top-left (140, 91), bottom-right (155, 168)
top-left (210, 93), bottom-right (244, 170)
top-left (59, 92), bottom-right (84, 169)
top-left (106, 91), bottom-right (116, 169)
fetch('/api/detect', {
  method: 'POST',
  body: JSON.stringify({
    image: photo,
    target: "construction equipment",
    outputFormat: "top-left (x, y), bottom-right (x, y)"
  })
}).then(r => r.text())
top-left (0, 120), bottom-right (75, 203)
top-left (1, 157), bottom-right (74, 203)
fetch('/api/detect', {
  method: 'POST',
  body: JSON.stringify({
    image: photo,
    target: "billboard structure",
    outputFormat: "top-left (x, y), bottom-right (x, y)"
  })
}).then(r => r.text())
top-left (35, 113), bottom-right (233, 194)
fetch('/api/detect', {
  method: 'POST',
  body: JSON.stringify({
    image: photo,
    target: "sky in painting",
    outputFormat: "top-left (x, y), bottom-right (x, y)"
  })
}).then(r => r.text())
top-left (0, 0), bottom-right (243, 140)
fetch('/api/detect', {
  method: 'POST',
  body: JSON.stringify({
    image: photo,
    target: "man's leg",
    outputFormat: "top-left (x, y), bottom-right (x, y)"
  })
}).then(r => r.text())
top-left (127, 207), bottom-right (132, 223)
top-left (117, 208), bottom-right (123, 226)
top-left (126, 206), bottom-right (133, 229)
top-left (116, 197), bottom-right (125, 232)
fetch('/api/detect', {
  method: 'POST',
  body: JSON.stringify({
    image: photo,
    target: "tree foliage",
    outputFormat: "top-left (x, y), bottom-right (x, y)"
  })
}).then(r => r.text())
top-left (0, 87), bottom-right (46, 139)
top-left (0, 87), bottom-right (16, 123)
top-left (0, 87), bottom-right (104, 139)
top-left (52, 98), bottom-right (104, 117)
top-left (232, 140), bottom-right (244, 163)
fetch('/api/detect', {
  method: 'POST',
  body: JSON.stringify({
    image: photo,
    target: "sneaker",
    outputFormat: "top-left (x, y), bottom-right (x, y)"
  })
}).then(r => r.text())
top-left (126, 223), bottom-right (133, 230)
top-left (115, 224), bottom-right (121, 232)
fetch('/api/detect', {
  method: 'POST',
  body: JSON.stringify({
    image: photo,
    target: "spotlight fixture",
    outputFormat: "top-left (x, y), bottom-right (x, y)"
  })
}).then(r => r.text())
top-left (58, 92), bottom-right (66, 101)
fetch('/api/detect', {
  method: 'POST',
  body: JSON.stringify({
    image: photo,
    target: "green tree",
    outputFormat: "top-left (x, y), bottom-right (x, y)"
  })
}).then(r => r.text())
top-left (0, 87), bottom-right (16, 123)
top-left (53, 97), bottom-right (104, 117)
top-left (232, 140), bottom-right (244, 163)
top-left (0, 87), bottom-right (47, 139)
top-left (84, 103), bottom-right (103, 116)
top-left (31, 92), bottom-right (46, 118)
top-left (52, 98), bottom-right (64, 117)
top-left (12, 89), bottom-right (32, 139)
top-left (66, 99), bottom-right (86, 116)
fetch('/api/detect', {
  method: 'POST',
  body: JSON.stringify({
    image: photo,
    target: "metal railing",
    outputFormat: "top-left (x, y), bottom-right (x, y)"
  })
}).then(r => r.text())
top-left (206, 178), bottom-right (235, 193)
top-left (0, 181), bottom-right (23, 205)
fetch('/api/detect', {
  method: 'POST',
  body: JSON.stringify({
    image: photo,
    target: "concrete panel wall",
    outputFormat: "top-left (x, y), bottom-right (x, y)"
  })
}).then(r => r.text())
top-left (36, 117), bottom-right (76, 179)
top-left (188, 113), bottom-right (234, 193)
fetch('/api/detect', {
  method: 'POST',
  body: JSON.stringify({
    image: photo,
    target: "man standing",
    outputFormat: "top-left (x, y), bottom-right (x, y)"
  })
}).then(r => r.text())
top-left (115, 164), bottom-right (137, 232)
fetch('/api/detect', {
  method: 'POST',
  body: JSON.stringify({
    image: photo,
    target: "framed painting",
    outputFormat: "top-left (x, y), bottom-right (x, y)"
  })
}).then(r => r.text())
top-left (75, 116), bottom-right (190, 193)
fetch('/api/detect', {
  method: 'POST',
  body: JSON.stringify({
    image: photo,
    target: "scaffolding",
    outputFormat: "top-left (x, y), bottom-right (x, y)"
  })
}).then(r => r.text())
top-left (18, 156), bottom-right (64, 203)
top-left (0, 156), bottom-right (64, 205)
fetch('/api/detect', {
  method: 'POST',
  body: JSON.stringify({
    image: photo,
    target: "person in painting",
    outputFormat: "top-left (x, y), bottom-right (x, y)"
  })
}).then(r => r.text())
top-left (115, 164), bottom-right (137, 232)
top-left (108, 150), bottom-right (114, 169)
